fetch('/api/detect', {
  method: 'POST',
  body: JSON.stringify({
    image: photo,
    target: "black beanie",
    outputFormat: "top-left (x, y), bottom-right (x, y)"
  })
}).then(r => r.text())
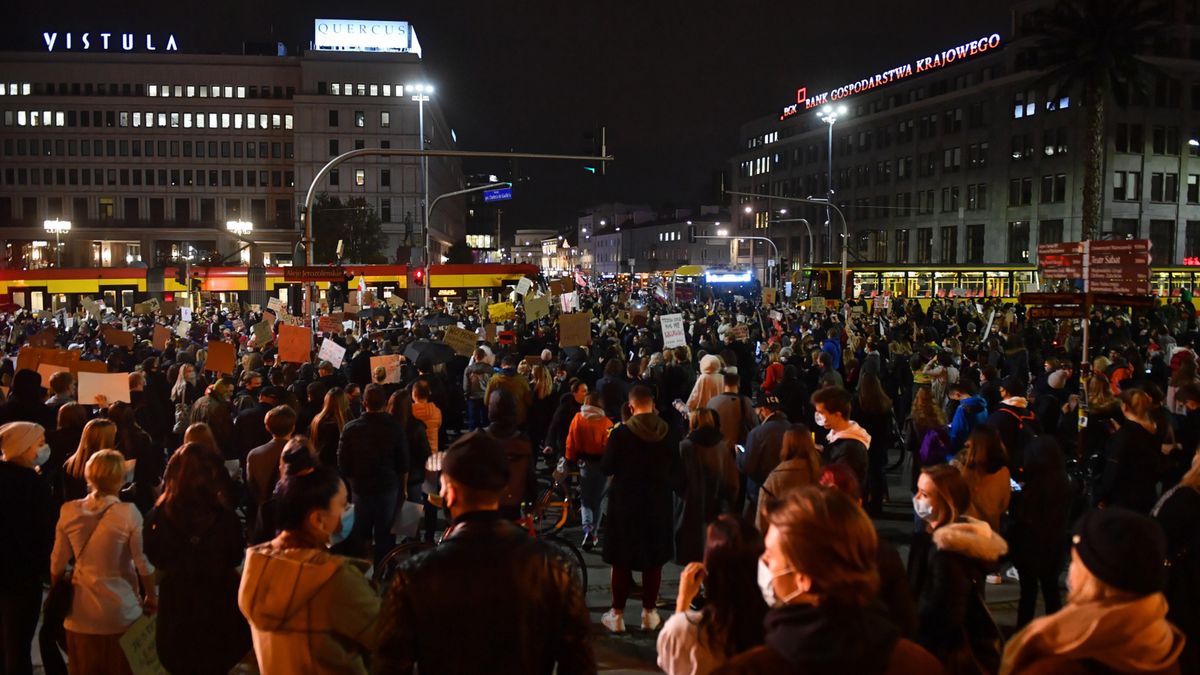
top-left (441, 430), bottom-right (510, 493)
top-left (1073, 507), bottom-right (1167, 595)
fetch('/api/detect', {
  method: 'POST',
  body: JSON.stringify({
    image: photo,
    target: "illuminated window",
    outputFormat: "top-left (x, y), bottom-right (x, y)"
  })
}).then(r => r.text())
top-left (355, 111), bottom-right (365, 127)
top-left (356, 84), bottom-right (366, 96)
top-left (170, 112), bottom-right (180, 128)
top-left (174, 85), bottom-right (182, 97)
top-left (247, 114), bottom-right (256, 129)
top-left (369, 84), bottom-right (378, 96)
top-left (132, 112), bottom-right (141, 127)
top-left (344, 83), bottom-right (352, 96)
top-left (55, 111), bottom-right (65, 126)
top-left (381, 111), bottom-right (390, 127)
top-left (271, 114), bottom-right (281, 129)
top-left (223, 86), bottom-right (232, 98)
top-left (21, 83), bottom-right (30, 95)
top-left (186, 85), bottom-right (195, 97)
top-left (199, 85), bottom-right (208, 97)
top-left (284, 114), bottom-right (293, 130)
top-left (236, 86), bottom-right (245, 98)
top-left (157, 112), bottom-right (167, 126)
top-left (355, 169), bottom-right (365, 186)
top-left (382, 84), bottom-right (391, 96)
top-left (183, 113), bottom-right (192, 128)
top-left (234, 114), bottom-right (243, 129)
top-left (331, 83), bottom-right (341, 95)
top-left (221, 113), bottom-right (230, 128)
top-left (148, 84), bottom-right (158, 96)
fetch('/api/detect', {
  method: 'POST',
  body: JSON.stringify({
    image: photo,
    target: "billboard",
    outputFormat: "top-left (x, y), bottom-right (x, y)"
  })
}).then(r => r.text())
top-left (314, 19), bottom-right (422, 57)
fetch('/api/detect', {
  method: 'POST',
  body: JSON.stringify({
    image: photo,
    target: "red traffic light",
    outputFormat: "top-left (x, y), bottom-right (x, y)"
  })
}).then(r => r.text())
top-left (412, 267), bottom-right (426, 286)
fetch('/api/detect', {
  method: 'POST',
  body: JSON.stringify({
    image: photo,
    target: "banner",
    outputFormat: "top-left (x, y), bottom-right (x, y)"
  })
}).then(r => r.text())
top-left (660, 313), bottom-right (686, 349)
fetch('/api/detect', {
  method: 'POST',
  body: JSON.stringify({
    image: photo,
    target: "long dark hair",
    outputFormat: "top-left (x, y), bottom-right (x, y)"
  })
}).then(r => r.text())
top-left (156, 443), bottom-right (229, 531)
top-left (698, 515), bottom-right (768, 657)
top-left (855, 371), bottom-right (892, 415)
top-left (273, 440), bottom-right (343, 532)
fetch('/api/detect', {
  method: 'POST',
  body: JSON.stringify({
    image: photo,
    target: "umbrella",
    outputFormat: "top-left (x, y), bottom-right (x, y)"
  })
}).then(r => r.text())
top-left (421, 312), bottom-right (458, 327)
top-left (403, 339), bottom-right (456, 365)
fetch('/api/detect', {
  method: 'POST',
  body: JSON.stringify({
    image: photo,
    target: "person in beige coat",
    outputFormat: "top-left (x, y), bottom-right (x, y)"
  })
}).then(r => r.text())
top-left (239, 444), bottom-right (381, 674)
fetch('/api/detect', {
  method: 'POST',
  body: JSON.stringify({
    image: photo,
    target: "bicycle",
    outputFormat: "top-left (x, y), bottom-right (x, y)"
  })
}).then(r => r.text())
top-left (528, 458), bottom-right (582, 536)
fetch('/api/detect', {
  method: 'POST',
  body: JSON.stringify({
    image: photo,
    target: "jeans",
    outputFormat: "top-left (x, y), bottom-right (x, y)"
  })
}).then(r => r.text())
top-left (0, 578), bottom-right (43, 675)
top-left (350, 487), bottom-right (398, 566)
top-left (579, 458), bottom-right (606, 535)
top-left (465, 398), bottom-right (489, 431)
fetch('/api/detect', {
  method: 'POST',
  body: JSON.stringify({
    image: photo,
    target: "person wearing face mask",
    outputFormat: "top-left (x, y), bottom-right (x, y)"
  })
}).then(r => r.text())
top-left (811, 387), bottom-right (870, 487)
top-left (714, 486), bottom-right (941, 674)
top-left (738, 393), bottom-right (790, 517)
top-left (0, 421), bottom-right (57, 675)
top-left (238, 443), bottom-right (381, 675)
top-left (374, 431), bottom-right (595, 673)
top-left (1000, 508), bottom-right (1184, 675)
top-left (907, 465), bottom-right (1007, 673)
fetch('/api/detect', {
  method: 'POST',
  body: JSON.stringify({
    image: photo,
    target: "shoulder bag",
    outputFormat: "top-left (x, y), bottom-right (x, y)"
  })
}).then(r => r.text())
top-left (42, 502), bottom-right (118, 627)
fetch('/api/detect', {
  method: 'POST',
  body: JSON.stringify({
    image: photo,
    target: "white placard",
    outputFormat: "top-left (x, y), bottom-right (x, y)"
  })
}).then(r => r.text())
top-left (660, 313), bottom-right (686, 349)
top-left (317, 338), bottom-right (346, 369)
top-left (560, 291), bottom-right (579, 313)
top-left (515, 277), bottom-right (532, 296)
top-left (180, 306), bottom-right (192, 322)
top-left (769, 310), bottom-right (782, 321)
top-left (175, 321), bottom-right (191, 338)
top-left (267, 297), bottom-right (286, 315)
top-left (78, 371), bottom-right (131, 405)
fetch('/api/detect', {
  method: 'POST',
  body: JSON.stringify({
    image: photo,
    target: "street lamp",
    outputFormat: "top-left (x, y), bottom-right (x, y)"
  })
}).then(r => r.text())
top-left (817, 104), bottom-right (847, 262)
top-left (43, 219), bottom-right (71, 267)
top-left (410, 82), bottom-right (434, 297)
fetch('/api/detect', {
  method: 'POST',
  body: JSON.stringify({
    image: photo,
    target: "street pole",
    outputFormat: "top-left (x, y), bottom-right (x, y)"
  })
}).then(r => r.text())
top-left (300, 148), bottom-right (612, 317)
top-left (825, 121), bottom-right (834, 261)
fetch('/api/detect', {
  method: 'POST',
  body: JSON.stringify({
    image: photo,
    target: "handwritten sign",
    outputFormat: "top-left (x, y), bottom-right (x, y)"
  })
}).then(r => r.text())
top-left (516, 277), bottom-right (533, 296)
top-left (487, 302), bottom-right (516, 322)
top-left (370, 354), bottom-right (403, 384)
top-left (560, 291), bottom-right (579, 313)
top-left (660, 313), bottom-right (686, 349)
top-left (277, 324), bottom-right (312, 364)
top-left (151, 326), bottom-right (171, 351)
top-left (204, 341), bottom-right (236, 375)
top-left (101, 326), bottom-right (135, 349)
top-left (317, 338), bottom-right (346, 368)
top-left (525, 295), bottom-right (550, 322)
top-left (441, 326), bottom-right (478, 357)
top-left (558, 312), bottom-right (592, 347)
top-left (119, 614), bottom-right (168, 675)
top-left (175, 321), bottom-right (191, 338)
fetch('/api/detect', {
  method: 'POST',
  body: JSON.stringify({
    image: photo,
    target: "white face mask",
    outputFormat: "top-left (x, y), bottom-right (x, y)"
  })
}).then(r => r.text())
top-left (33, 444), bottom-right (51, 467)
top-left (813, 411), bottom-right (827, 429)
top-left (912, 496), bottom-right (935, 522)
top-left (757, 558), bottom-right (802, 608)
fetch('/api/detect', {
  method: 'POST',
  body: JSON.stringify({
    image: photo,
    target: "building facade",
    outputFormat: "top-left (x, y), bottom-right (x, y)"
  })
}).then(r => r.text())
top-left (0, 22), bottom-right (462, 272)
top-left (730, 1), bottom-right (1200, 289)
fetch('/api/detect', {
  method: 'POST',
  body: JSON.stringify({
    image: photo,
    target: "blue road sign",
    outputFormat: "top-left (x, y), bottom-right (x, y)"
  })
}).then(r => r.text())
top-left (483, 187), bottom-right (513, 203)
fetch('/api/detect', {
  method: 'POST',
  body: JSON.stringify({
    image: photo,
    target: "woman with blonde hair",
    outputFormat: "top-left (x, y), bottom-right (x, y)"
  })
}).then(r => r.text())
top-left (60, 418), bottom-right (118, 502)
top-left (755, 425), bottom-right (822, 532)
top-left (310, 387), bottom-right (351, 468)
top-left (50, 450), bottom-right (156, 675)
top-left (182, 422), bottom-right (221, 460)
top-left (905, 386), bottom-right (947, 493)
top-left (528, 364), bottom-right (556, 452)
top-left (955, 427), bottom-right (1011, 534)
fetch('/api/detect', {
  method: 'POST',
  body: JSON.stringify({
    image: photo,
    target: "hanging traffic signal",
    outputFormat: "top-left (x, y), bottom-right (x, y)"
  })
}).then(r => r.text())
top-left (412, 267), bottom-right (426, 286)
top-left (174, 261), bottom-right (189, 286)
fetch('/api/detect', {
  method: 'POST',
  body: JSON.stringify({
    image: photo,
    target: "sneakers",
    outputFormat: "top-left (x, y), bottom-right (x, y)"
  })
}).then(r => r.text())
top-left (581, 530), bottom-right (598, 552)
top-left (641, 608), bottom-right (662, 631)
top-left (1006, 567), bottom-right (1021, 581)
top-left (986, 574), bottom-right (1003, 585)
top-left (601, 609), bottom-right (625, 633)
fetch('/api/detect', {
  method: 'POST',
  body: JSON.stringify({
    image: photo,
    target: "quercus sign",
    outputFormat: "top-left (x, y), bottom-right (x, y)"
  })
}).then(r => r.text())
top-left (780, 33), bottom-right (1002, 121)
top-left (43, 31), bottom-right (179, 52)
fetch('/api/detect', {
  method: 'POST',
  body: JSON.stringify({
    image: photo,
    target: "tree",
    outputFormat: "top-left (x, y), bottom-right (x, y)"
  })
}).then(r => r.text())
top-left (311, 194), bottom-right (388, 263)
top-left (444, 240), bottom-right (475, 264)
top-left (1032, 0), bottom-right (1166, 241)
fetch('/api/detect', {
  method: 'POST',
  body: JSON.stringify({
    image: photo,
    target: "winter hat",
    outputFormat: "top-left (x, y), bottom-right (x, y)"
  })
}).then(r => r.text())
top-left (1048, 370), bottom-right (1069, 390)
top-left (1072, 507), bottom-right (1167, 595)
top-left (0, 422), bottom-right (45, 462)
top-left (442, 430), bottom-right (510, 493)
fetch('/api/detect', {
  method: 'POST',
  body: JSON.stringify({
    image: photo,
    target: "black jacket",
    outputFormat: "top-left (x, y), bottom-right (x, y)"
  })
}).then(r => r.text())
top-left (0, 461), bottom-right (57, 586)
top-left (233, 403), bottom-right (274, 463)
top-left (740, 412), bottom-right (790, 487)
top-left (374, 510), bottom-right (595, 674)
top-left (337, 411), bottom-right (409, 495)
top-left (544, 393), bottom-right (582, 455)
top-left (1095, 420), bottom-right (1163, 513)
top-left (602, 413), bottom-right (683, 569)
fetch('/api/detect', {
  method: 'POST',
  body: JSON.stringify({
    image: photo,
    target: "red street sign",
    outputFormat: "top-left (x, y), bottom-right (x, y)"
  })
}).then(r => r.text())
top-left (1040, 254), bottom-right (1083, 267)
top-left (1087, 253), bottom-right (1152, 266)
top-left (1027, 305), bottom-right (1086, 320)
top-left (283, 267), bottom-right (346, 283)
top-left (1089, 292), bottom-right (1155, 307)
top-left (1087, 239), bottom-right (1151, 253)
top-left (1019, 292), bottom-right (1085, 305)
top-left (1041, 267), bottom-right (1082, 279)
top-left (1038, 242), bottom-right (1084, 255)
top-left (1086, 267), bottom-right (1151, 281)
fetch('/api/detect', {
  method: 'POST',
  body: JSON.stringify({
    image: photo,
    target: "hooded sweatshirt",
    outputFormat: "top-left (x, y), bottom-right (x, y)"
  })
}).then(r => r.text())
top-left (238, 539), bottom-right (381, 675)
top-left (687, 355), bottom-right (725, 411)
top-left (1000, 593), bottom-right (1184, 675)
top-left (565, 404), bottom-right (613, 461)
top-left (626, 411), bottom-right (669, 443)
top-left (825, 421), bottom-right (872, 484)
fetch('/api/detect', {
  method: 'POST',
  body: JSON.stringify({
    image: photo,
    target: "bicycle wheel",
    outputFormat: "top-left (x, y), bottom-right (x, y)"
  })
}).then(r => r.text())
top-left (373, 541), bottom-right (436, 588)
top-left (543, 534), bottom-right (589, 592)
top-left (533, 480), bottom-right (572, 535)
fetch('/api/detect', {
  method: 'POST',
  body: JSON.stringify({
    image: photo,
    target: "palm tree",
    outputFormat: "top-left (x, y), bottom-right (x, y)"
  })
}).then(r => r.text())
top-left (1031, 0), bottom-right (1167, 241)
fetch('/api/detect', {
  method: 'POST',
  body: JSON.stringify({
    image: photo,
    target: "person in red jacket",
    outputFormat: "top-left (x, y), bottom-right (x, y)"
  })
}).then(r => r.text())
top-left (565, 391), bottom-right (613, 550)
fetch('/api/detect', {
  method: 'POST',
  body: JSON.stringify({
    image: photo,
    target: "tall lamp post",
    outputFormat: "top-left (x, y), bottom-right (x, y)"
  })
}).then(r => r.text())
top-left (43, 219), bottom-right (71, 267)
top-left (817, 104), bottom-right (846, 262)
top-left (410, 83), bottom-right (433, 280)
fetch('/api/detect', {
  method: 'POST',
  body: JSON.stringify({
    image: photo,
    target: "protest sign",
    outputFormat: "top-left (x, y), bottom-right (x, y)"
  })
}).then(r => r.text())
top-left (74, 360), bottom-right (108, 374)
top-left (318, 315), bottom-right (341, 334)
top-left (762, 288), bottom-right (777, 305)
top-left (558, 312), bottom-right (592, 347)
top-left (485, 324), bottom-right (497, 343)
top-left (562, 277), bottom-right (575, 293)
top-left (204, 341), bottom-right (236, 375)
top-left (267, 297), bottom-right (286, 316)
top-left (769, 310), bottom-right (783, 321)
top-left (150, 325), bottom-right (171, 352)
top-left (277, 325), bottom-right (312, 363)
top-left (631, 309), bottom-right (649, 327)
top-left (808, 296), bottom-right (826, 312)
top-left (732, 324), bottom-right (749, 341)
top-left (361, 291), bottom-right (376, 307)
top-left (101, 326), bottom-right (135, 349)
top-left (488, 302), bottom-right (516, 323)
top-left (317, 338), bottom-right (346, 368)
top-left (180, 306), bottom-right (193, 322)
top-left (119, 614), bottom-right (168, 675)
top-left (524, 295), bottom-right (550, 322)
top-left (78, 371), bottom-right (131, 405)
top-left (549, 280), bottom-right (563, 296)
top-left (370, 354), bottom-right (403, 384)
top-left (81, 297), bottom-right (101, 317)
top-left (560, 291), bottom-right (579, 313)
top-left (441, 326), bottom-right (478, 357)
top-left (660, 313), bottom-right (686, 349)
top-left (516, 277), bottom-right (533, 296)
top-left (175, 321), bottom-right (191, 338)
top-left (37, 363), bottom-right (69, 384)
top-left (386, 295), bottom-right (403, 308)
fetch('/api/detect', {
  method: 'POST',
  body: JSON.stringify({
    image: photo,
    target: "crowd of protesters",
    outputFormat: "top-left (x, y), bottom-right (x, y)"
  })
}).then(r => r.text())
top-left (0, 276), bottom-right (1197, 674)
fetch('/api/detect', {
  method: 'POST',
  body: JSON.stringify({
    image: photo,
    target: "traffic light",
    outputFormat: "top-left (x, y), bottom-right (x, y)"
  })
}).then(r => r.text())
top-left (174, 261), bottom-right (189, 286)
top-left (412, 266), bottom-right (426, 287)
top-left (582, 126), bottom-right (607, 175)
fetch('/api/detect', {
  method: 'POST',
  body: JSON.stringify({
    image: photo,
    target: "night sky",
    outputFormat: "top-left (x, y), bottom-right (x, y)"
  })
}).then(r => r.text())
top-left (6, 0), bottom-right (1020, 230)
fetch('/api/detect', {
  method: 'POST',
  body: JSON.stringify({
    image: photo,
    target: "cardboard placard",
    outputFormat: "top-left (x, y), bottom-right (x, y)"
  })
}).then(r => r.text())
top-left (81, 298), bottom-right (101, 317)
top-left (78, 371), bottom-right (131, 405)
top-left (160, 300), bottom-right (178, 315)
top-left (549, 280), bottom-right (563, 296)
top-left (99, 326), bottom-right (135, 348)
top-left (524, 295), bottom-right (550, 322)
top-left (132, 300), bottom-right (158, 316)
top-left (175, 321), bottom-right (191, 338)
top-left (769, 310), bottom-right (783, 321)
top-left (180, 307), bottom-right (193, 322)
top-left (660, 313), bottom-right (686, 349)
top-left (631, 309), bottom-right (649, 327)
top-left (441, 325), bottom-right (478, 357)
top-left (37, 363), bottom-right (69, 384)
top-left (119, 614), bottom-right (168, 675)
top-left (151, 326), bottom-right (171, 351)
top-left (74, 360), bottom-right (109, 374)
top-left (317, 338), bottom-right (346, 369)
top-left (386, 295), bottom-right (403, 308)
top-left (487, 302), bottom-right (516, 322)
top-left (370, 354), bottom-right (403, 384)
top-left (762, 287), bottom-right (777, 305)
top-left (267, 297), bottom-right (287, 316)
top-left (318, 315), bottom-right (341, 334)
top-left (559, 291), bottom-right (579, 313)
top-left (558, 312), bottom-right (592, 347)
top-left (808, 296), bottom-right (826, 312)
top-left (277, 324), bottom-right (312, 364)
top-left (515, 277), bottom-right (533, 296)
top-left (485, 324), bottom-right (497, 343)
top-left (204, 341), bottom-right (236, 375)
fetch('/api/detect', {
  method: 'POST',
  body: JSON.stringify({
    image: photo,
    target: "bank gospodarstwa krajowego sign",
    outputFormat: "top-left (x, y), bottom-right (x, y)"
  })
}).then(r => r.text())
top-left (780, 33), bottom-right (1002, 121)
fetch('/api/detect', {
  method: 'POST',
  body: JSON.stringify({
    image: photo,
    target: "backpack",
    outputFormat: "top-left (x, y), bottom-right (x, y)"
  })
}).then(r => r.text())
top-left (467, 367), bottom-right (492, 399)
top-left (918, 426), bottom-right (951, 466)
